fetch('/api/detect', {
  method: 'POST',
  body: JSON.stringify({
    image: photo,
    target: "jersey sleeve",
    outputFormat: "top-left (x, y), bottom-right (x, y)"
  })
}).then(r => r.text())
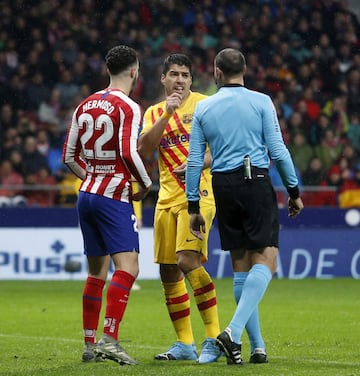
top-left (119, 104), bottom-right (152, 189)
top-left (62, 106), bottom-right (87, 180)
top-left (263, 97), bottom-right (298, 189)
top-left (186, 105), bottom-right (207, 202)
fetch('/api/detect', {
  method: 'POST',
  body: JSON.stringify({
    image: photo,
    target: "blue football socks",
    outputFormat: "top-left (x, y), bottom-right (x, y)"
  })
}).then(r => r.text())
top-left (228, 264), bottom-right (272, 344)
top-left (233, 271), bottom-right (266, 351)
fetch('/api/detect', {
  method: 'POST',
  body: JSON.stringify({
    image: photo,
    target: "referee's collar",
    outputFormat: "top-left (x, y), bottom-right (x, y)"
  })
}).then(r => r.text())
top-left (220, 84), bottom-right (245, 88)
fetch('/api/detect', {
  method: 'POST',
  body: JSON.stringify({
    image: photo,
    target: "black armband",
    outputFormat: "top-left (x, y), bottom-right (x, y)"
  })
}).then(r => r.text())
top-left (188, 200), bottom-right (200, 214)
top-left (287, 186), bottom-right (300, 199)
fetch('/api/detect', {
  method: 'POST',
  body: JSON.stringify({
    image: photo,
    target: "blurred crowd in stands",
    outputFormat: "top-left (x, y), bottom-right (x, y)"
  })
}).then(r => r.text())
top-left (0, 0), bottom-right (359, 208)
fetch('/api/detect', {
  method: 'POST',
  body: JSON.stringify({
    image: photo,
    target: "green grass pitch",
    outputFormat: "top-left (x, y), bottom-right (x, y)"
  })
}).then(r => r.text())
top-left (0, 278), bottom-right (359, 376)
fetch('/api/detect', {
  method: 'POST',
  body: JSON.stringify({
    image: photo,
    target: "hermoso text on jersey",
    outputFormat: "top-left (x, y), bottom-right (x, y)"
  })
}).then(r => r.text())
top-left (82, 100), bottom-right (115, 114)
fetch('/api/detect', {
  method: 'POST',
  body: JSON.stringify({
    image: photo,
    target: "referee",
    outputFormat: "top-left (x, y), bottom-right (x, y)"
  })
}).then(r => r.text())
top-left (186, 48), bottom-right (303, 365)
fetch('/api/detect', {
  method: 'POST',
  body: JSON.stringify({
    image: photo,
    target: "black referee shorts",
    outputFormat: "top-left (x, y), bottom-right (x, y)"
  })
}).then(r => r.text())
top-left (212, 166), bottom-right (279, 251)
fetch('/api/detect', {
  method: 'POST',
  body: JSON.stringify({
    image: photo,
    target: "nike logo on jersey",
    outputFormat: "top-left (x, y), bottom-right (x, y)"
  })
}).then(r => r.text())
top-left (185, 238), bottom-right (196, 242)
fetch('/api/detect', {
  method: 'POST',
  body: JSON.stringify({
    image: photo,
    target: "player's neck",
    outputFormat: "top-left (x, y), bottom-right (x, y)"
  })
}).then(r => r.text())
top-left (224, 78), bottom-right (244, 85)
top-left (108, 78), bottom-right (131, 96)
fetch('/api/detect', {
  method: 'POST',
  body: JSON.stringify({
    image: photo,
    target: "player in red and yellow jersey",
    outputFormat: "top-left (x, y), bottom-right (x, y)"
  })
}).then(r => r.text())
top-left (138, 54), bottom-right (221, 364)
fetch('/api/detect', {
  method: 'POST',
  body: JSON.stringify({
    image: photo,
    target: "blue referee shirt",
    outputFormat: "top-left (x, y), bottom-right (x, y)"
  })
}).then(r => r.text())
top-left (186, 84), bottom-right (299, 202)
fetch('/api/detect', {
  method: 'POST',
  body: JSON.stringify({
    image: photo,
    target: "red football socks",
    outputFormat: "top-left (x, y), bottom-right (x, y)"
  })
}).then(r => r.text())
top-left (103, 270), bottom-right (135, 340)
top-left (82, 276), bottom-right (105, 343)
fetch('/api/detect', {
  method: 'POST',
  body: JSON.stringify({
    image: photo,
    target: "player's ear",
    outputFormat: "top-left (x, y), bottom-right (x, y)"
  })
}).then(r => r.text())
top-left (214, 67), bottom-right (222, 81)
top-left (160, 74), bottom-right (166, 86)
top-left (130, 67), bottom-right (137, 79)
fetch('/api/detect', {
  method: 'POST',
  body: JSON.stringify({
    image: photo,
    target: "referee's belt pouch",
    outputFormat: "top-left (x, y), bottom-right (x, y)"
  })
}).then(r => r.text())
top-left (250, 166), bottom-right (268, 179)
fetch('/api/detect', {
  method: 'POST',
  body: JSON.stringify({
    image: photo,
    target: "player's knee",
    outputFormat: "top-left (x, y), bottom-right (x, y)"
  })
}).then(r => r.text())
top-left (177, 252), bottom-right (201, 274)
top-left (160, 264), bottom-right (183, 281)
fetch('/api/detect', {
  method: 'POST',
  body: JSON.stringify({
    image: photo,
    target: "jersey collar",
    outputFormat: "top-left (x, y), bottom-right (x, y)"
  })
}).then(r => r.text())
top-left (220, 84), bottom-right (244, 88)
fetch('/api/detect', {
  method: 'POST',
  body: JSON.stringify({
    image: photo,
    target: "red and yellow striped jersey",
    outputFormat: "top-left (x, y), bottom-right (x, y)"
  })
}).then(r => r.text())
top-left (63, 88), bottom-right (151, 203)
top-left (142, 91), bottom-right (214, 209)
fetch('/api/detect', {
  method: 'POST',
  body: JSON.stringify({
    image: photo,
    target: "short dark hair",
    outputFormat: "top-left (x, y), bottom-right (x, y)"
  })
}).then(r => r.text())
top-left (215, 48), bottom-right (246, 76)
top-left (105, 45), bottom-right (138, 75)
top-left (162, 53), bottom-right (193, 75)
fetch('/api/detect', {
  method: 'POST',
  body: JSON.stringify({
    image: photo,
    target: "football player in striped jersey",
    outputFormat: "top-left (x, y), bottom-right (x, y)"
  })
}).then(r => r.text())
top-left (63, 45), bottom-right (152, 365)
top-left (138, 54), bottom-right (221, 364)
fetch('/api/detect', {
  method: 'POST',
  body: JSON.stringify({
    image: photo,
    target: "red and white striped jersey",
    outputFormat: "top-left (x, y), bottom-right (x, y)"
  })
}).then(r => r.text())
top-left (63, 88), bottom-right (151, 203)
